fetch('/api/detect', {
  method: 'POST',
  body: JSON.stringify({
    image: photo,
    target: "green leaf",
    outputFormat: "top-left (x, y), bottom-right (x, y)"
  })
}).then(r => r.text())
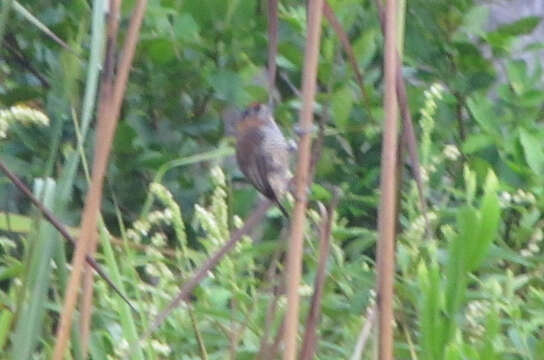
top-left (208, 71), bottom-right (248, 106)
top-left (174, 13), bottom-right (200, 41)
top-left (418, 261), bottom-right (447, 360)
top-left (147, 38), bottom-right (176, 64)
top-left (460, 5), bottom-right (490, 37)
top-left (0, 212), bottom-right (31, 233)
top-left (467, 95), bottom-right (496, 135)
top-left (466, 170), bottom-right (500, 271)
top-left (446, 207), bottom-right (475, 316)
top-left (352, 28), bottom-right (378, 68)
top-left (331, 85), bottom-right (354, 131)
top-left (462, 133), bottom-right (494, 154)
top-left (493, 16), bottom-right (542, 37)
top-left (11, 178), bottom-right (57, 359)
top-left (506, 60), bottom-right (527, 95)
top-left (464, 165), bottom-right (477, 205)
top-left (519, 128), bottom-right (544, 174)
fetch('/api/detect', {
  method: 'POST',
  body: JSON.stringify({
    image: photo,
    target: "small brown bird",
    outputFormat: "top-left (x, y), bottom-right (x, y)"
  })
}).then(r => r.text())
top-left (234, 103), bottom-right (291, 217)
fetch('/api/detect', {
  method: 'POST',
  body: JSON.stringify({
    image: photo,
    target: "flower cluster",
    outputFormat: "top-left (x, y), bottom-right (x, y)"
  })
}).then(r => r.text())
top-left (443, 144), bottom-right (461, 161)
top-left (420, 83), bottom-right (445, 166)
top-left (0, 105), bottom-right (49, 138)
top-left (404, 212), bottom-right (438, 241)
top-left (465, 299), bottom-right (490, 339)
top-left (521, 227), bottom-right (543, 257)
top-left (499, 189), bottom-right (536, 208)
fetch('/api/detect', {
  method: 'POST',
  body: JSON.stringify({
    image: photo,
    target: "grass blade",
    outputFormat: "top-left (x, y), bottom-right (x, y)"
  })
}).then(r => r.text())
top-left (11, 178), bottom-right (57, 359)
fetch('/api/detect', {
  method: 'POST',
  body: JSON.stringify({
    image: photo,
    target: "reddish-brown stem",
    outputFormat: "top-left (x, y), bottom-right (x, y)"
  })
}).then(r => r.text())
top-left (283, 0), bottom-right (325, 358)
top-left (0, 160), bottom-right (134, 311)
top-left (300, 192), bottom-right (339, 360)
top-left (267, 0), bottom-right (278, 97)
top-left (52, 1), bottom-right (147, 358)
top-left (376, 0), bottom-right (398, 359)
top-left (135, 200), bottom-right (273, 348)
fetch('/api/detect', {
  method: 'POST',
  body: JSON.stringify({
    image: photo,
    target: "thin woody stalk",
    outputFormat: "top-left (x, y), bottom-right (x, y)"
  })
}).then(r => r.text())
top-left (377, 0), bottom-right (398, 359)
top-left (283, 0), bottom-right (325, 359)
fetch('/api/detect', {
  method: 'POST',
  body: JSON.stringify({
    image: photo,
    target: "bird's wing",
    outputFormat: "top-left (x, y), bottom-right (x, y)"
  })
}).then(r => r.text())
top-left (254, 151), bottom-right (277, 200)
top-left (236, 129), bottom-right (273, 198)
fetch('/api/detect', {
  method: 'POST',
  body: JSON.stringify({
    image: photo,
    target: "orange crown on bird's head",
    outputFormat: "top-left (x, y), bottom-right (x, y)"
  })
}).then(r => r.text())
top-left (236, 102), bottom-right (273, 133)
top-left (241, 102), bottom-right (266, 119)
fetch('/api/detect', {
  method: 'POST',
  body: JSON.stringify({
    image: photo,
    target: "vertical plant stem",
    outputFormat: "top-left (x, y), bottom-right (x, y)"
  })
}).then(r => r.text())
top-left (267, 0), bottom-right (278, 99)
top-left (322, 1), bottom-right (374, 123)
top-left (350, 305), bottom-right (377, 360)
top-left (0, 0), bottom-right (14, 49)
top-left (374, 0), bottom-right (428, 232)
top-left (283, 0), bottom-right (324, 359)
top-left (300, 193), bottom-right (339, 360)
top-left (52, 0), bottom-right (147, 357)
top-left (79, 0), bottom-right (119, 356)
top-left (377, 0), bottom-right (398, 359)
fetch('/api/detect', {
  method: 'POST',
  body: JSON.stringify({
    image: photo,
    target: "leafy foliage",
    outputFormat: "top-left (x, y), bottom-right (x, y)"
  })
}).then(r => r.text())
top-left (0, 0), bottom-right (543, 359)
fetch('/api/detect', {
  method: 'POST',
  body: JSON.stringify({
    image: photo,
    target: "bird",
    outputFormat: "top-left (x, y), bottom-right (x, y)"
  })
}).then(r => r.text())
top-left (234, 103), bottom-right (291, 218)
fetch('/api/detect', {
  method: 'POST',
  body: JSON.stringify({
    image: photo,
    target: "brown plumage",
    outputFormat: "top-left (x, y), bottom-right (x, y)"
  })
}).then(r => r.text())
top-left (235, 103), bottom-right (291, 217)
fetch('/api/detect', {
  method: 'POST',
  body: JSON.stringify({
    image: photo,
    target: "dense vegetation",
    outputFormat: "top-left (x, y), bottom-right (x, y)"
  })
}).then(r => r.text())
top-left (1, 0), bottom-right (543, 359)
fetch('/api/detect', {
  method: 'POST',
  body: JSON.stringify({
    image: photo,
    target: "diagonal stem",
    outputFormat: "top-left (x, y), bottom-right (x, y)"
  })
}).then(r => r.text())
top-left (0, 160), bottom-right (135, 311)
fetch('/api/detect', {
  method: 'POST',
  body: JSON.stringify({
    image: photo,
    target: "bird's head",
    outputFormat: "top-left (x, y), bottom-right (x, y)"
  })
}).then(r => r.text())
top-left (241, 103), bottom-right (272, 121)
top-left (235, 103), bottom-right (275, 135)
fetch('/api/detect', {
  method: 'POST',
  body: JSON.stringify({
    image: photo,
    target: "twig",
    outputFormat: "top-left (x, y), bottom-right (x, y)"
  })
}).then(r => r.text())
top-left (271, 315), bottom-right (287, 359)
top-left (133, 199), bottom-right (273, 353)
top-left (3, 33), bottom-right (50, 88)
top-left (284, 0), bottom-right (325, 357)
top-left (80, 0), bottom-right (122, 356)
top-left (300, 191), bottom-right (339, 360)
top-left (454, 92), bottom-right (466, 141)
top-left (12, 1), bottom-right (79, 57)
top-left (256, 249), bottom-right (283, 359)
top-left (52, 1), bottom-right (147, 358)
top-left (283, 0), bottom-right (325, 359)
top-left (323, 1), bottom-right (375, 123)
top-left (376, 0), bottom-right (398, 359)
top-left (350, 305), bottom-right (377, 360)
top-left (189, 307), bottom-right (209, 360)
top-left (256, 295), bottom-right (280, 360)
top-left (267, 0), bottom-right (278, 103)
top-left (0, 160), bottom-right (134, 310)
top-left (373, 0), bottom-right (429, 234)
top-left (0, 0), bottom-right (14, 48)
top-left (280, 71), bottom-right (302, 98)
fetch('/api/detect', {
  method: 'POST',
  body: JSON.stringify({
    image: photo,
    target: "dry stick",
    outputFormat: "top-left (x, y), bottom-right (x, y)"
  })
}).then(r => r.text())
top-left (11, 1), bottom-right (80, 57)
top-left (52, 1), bottom-right (147, 358)
top-left (256, 295), bottom-right (280, 359)
top-left (267, 0), bottom-right (278, 101)
top-left (271, 315), bottom-right (287, 358)
top-left (283, 0), bottom-right (325, 359)
top-left (373, 0), bottom-right (428, 233)
top-left (0, 161), bottom-right (134, 310)
top-left (322, 1), bottom-right (375, 123)
top-left (3, 35), bottom-right (50, 88)
top-left (376, 0), bottom-right (398, 359)
top-left (137, 200), bottom-right (273, 345)
top-left (300, 192), bottom-right (339, 360)
top-left (79, 1), bottom-right (121, 356)
top-left (350, 305), bottom-right (377, 360)
top-left (255, 248), bottom-right (284, 359)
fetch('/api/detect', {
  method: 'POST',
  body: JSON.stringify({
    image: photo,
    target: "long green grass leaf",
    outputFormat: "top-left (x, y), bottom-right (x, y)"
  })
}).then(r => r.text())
top-left (11, 178), bottom-right (57, 359)
top-left (12, 1), bottom-right (76, 54)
